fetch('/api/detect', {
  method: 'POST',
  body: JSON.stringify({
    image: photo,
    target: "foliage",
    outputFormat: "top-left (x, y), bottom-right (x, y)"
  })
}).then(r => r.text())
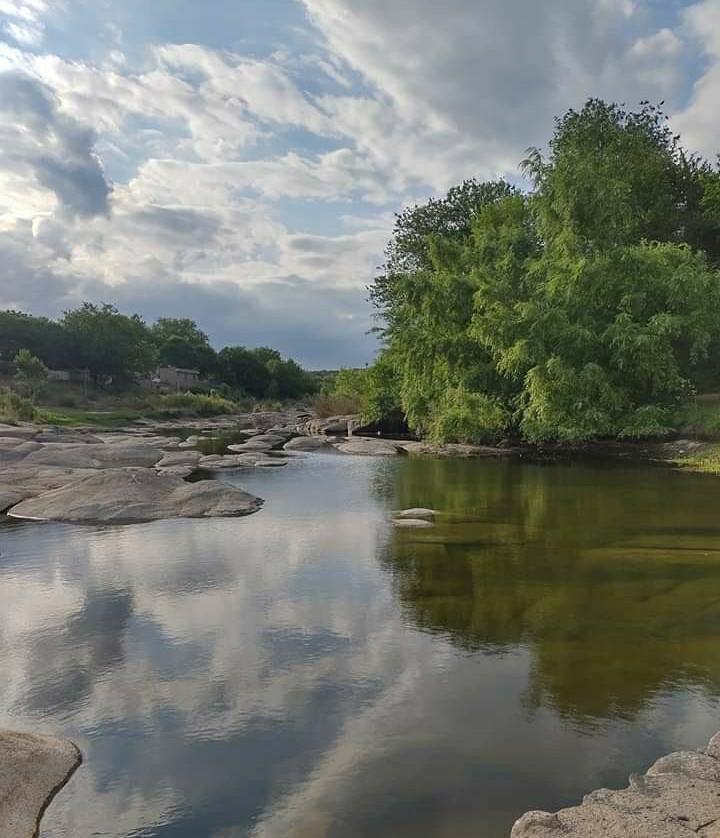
top-left (0, 310), bottom-right (75, 368)
top-left (14, 349), bottom-right (48, 402)
top-left (368, 99), bottom-right (720, 444)
top-left (62, 303), bottom-right (157, 384)
top-left (155, 391), bottom-right (237, 417)
top-left (428, 388), bottom-right (509, 444)
top-left (151, 318), bottom-right (217, 376)
top-left (0, 387), bottom-right (36, 423)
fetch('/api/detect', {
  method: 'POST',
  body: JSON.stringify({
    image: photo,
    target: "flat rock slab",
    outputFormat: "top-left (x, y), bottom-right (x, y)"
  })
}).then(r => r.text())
top-left (511, 730), bottom-right (720, 838)
top-left (0, 729), bottom-right (81, 838)
top-left (334, 438), bottom-right (404, 456)
top-left (7, 468), bottom-right (263, 523)
top-left (23, 442), bottom-right (163, 470)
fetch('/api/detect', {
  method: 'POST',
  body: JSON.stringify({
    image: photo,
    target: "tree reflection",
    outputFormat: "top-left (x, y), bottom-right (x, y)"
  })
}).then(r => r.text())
top-left (380, 457), bottom-right (720, 721)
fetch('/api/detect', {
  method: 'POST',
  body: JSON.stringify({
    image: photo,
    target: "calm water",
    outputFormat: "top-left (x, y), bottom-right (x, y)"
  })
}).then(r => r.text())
top-left (2, 454), bottom-right (720, 837)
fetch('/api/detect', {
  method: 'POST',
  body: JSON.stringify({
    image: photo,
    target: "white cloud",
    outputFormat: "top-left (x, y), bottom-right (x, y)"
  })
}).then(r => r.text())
top-left (672, 0), bottom-right (720, 160)
top-left (0, 0), bottom-right (52, 46)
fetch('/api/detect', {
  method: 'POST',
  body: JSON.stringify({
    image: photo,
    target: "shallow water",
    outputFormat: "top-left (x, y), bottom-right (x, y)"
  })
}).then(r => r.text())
top-left (2, 454), bottom-right (720, 837)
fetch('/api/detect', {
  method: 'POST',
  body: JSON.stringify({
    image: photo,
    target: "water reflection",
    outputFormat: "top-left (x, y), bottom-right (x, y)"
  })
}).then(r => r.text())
top-left (382, 458), bottom-right (720, 721)
top-left (0, 454), bottom-right (718, 837)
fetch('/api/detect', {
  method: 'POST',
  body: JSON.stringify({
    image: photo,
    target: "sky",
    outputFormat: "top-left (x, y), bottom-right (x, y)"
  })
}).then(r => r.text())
top-left (0, 1), bottom-right (718, 368)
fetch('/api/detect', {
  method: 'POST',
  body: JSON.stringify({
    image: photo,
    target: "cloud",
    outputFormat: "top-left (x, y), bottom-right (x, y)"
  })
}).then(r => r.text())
top-left (0, 0), bottom-right (52, 46)
top-left (672, 0), bottom-right (720, 160)
top-left (0, 0), bottom-right (715, 367)
top-left (0, 71), bottom-right (111, 220)
top-left (305, 0), bottom-right (687, 187)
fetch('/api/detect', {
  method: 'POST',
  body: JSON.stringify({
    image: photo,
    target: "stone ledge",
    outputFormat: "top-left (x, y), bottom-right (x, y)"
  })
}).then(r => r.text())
top-left (511, 731), bottom-right (720, 837)
top-left (0, 730), bottom-right (81, 838)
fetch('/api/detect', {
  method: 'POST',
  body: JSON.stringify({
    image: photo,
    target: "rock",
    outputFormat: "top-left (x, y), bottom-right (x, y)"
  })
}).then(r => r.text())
top-left (155, 450), bottom-right (202, 469)
top-left (7, 468), bottom-right (263, 523)
top-left (334, 438), bottom-right (403, 456)
top-left (0, 424), bottom-right (37, 439)
top-left (227, 435), bottom-right (285, 452)
top-left (511, 731), bottom-right (720, 838)
top-left (254, 459), bottom-right (287, 468)
top-left (394, 507), bottom-right (436, 520)
top-left (0, 729), bottom-right (81, 838)
top-left (33, 430), bottom-right (103, 444)
top-left (0, 487), bottom-right (27, 513)
top-left (23, 442), bottom-right (163, 470)
top-left (392, 518), bottom-right (434, 528)
top-left (198, 454), bottom-right (263, 470)
top-left (0, 439), bottom-right (43, 463)
top-left (299, 414), bottom-right (358, 436)
top-left (283, 436), bottom-right (334, 451)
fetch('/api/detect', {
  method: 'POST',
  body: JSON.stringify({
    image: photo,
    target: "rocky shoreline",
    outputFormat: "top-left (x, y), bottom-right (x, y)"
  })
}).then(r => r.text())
top-left (2, 409), bottom-right (716, 524)
top-left (512, 730), bottom-right (720, 837)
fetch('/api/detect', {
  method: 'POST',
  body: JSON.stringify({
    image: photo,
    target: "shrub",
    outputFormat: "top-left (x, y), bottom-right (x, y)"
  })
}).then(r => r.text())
top-left (428, 387), bottom-right (508, 444)
top-left (156, 392), bottom-right (237, 417)
top-left (0, 387), bottom-right (36, 423)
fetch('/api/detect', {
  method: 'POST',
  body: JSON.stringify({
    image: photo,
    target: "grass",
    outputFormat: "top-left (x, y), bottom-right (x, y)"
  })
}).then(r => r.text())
top-left (35, 407), bottom-right (144, 427)
top-left (670, 443), bottom-right (720, 474)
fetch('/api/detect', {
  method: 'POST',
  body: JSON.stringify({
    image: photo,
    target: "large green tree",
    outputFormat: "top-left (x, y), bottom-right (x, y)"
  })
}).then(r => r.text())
top-left (367, 99), bottom-right (720, 444)
top-left (62, 303), bottom-right (157, 384)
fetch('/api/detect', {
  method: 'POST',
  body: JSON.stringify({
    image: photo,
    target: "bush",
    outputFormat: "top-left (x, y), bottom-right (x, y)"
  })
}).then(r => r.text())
top-left (156, 392), bottom-right (237, 417)
top-left (0, 387), bottom-right (36, 423)
top-left (428, 388), bottom-right (508, 444)
top-left (313, 393), bottom-right (361, 418)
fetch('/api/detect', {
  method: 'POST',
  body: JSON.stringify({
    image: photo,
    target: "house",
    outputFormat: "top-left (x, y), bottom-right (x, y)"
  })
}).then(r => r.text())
top-left (143, 366), bottom-right (204, 392)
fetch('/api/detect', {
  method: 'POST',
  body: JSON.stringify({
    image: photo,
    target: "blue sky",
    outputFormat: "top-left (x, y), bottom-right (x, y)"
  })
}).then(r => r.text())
top-left (0, 0), bottom-right (718, 367)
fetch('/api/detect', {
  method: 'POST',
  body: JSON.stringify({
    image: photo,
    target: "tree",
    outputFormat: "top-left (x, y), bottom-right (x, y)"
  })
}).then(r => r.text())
top-left (62, 303), bottom-right (157, 384)
top-left (14, 349), bottom-right (48, 402)
top-left (0, 310), bottom-right (75, 368)
top-left (367, 99), bottom-right (720, 444)
top-left (151, 318), bottom-right (210, 347)
top-left (158, 335), bottom-right (217, 376)
top-left (218, 346), bottom-right (271, 397)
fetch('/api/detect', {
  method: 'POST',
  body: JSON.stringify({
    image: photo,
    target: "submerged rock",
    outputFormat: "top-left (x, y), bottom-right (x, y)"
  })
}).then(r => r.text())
top-left (392, 518), bottom-right (434, 528)
top-left (7, 468), bottom-right (263, 523)
top-left (0, 729), bottom-right (81, 838)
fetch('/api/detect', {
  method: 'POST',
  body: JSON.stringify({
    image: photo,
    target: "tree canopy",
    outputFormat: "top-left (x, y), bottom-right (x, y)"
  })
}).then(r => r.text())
top-left (366, 99), bottom-right (720, 443)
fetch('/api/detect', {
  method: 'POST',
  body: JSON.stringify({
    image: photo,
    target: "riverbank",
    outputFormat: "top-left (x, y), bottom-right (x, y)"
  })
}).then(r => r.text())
top-left (4, 409), bottom-right (720, 525)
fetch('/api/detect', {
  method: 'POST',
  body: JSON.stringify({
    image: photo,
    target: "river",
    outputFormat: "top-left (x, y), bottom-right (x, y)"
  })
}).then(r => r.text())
top-left (1, 452), bottom-right (720, 837)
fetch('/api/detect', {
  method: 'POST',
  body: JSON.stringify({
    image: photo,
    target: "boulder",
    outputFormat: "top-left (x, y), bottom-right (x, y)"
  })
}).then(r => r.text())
top-left (155, 450), bottom-right (202, 469)
top-left (334, 438), bottom-right (403, 456)
top-left (0, 729), bottom-right (81, 838)
top-left (394, 507), bottom-right (436, 520)
top-left (7, 468), bottom-right (263, 523)
top-left (283, 436), bottom-right (334, 451)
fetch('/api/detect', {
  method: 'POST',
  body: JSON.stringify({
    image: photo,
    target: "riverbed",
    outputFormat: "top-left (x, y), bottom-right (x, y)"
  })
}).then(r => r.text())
top-left (2, 452), bottom-right (720, 837)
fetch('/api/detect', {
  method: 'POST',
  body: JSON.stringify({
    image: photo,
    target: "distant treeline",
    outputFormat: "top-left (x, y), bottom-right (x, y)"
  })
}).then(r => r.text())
top-left (342, 99), bottom-right (720, 444)
top-left (0, 304), bottom-right (318, 400)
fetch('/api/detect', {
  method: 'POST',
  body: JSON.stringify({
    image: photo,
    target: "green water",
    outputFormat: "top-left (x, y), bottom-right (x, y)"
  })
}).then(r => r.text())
top-left (1, 454), bottom-right (719, 836)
